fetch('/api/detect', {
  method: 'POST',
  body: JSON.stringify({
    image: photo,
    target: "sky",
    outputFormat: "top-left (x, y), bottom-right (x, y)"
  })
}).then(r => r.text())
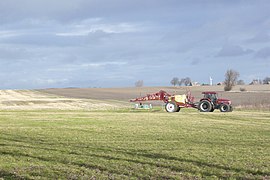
top-left (0, 0), bottom-right (270, 89)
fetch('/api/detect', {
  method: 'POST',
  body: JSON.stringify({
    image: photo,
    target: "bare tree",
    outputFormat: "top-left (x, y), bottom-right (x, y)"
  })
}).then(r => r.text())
top-left (250, 79), bottom-right (262, 85)
top-left (177, 77), bottom-right (192, 86)
top-left (184, 77), bottom-right (192, 86)
top-left (263, 77), bottom-right (270, 84)
top-left (135, 80), bottom-right (144, 87)
top-left (237, 79), bottom-right (245, 85)
top-left (224, 69), bottom-right (239, 91)
top-left (178, 78), bottom-right (184, 86)
top-left (170, 77), bottom-right (179, 86)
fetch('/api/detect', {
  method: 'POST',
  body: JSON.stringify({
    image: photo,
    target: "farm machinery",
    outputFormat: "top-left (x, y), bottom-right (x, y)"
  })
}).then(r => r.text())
top-left (130, 90), bottom-right (233, 112)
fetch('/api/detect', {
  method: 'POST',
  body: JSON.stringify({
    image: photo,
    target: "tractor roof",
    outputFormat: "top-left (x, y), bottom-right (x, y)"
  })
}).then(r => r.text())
top-left (202, 91), bottom-right (217, 94)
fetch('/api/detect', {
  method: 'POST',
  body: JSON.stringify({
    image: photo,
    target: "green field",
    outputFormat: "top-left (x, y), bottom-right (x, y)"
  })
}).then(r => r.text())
top-left (0, 109), bottom-right (269, 179)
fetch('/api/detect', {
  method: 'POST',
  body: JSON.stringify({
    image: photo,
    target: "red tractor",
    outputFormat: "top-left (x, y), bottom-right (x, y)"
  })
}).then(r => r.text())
top-left (198, 92), bottom-right (232, 112)
top-left (130, 90), bottom-right (233, 113)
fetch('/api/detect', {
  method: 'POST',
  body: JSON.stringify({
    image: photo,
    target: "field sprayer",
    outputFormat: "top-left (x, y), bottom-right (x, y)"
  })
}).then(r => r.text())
top-left (130, 90), bottom-right (233, 112)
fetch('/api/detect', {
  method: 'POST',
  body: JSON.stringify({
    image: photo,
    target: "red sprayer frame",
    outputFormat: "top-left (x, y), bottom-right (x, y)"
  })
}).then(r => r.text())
top-left (130, 90), bottom-right (171, 103)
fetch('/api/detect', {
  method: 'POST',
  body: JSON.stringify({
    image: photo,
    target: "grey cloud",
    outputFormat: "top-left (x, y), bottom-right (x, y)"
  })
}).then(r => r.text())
top-left (2, 33), bottom-right (87, 46)
top-left (0, 31), bottom-right (111, 47)
top-left (246, 32), bottom-right (270, 44)
top-left (2, 0), bottom-right (263, 24)
top-left (217, 45), bottom-right (253, 57)
top-left (0, 0), bottom-right (84, 23)
top-left (0, 18), bottom-right (141, 47)
top-left (0, 46), bottom-right (30, 60)
top-left (0, 0), bottom-right (270, 89)
top-left (190, 58), bottom-right (201, 66)
top-left (0, 0), bottom-right (182, 24)
top-left (255, 47), bottom-right (270, 59)
top-left (47, 61), bottom-right (127, 72)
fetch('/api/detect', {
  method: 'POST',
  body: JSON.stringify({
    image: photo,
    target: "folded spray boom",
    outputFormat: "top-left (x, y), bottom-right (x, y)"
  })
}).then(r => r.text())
top-left (130, 90), bottom-right (171, 103)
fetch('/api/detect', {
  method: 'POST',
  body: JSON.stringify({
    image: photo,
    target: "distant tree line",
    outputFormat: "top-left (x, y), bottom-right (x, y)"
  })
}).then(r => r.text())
top-left (170, 77), bottom-right (192, 86)
top-left (263, 77), bottom-right (270, 84)
top-left (135, 70), bottom-right (269, 89)
top-left (249, 77), bottom-right (270, 85)
top-left (170, 69), bottom-right (270, 92)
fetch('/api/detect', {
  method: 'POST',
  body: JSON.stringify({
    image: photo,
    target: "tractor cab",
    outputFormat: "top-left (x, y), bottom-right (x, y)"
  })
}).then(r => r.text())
top-left (202, 91), bottom-right (217, 102)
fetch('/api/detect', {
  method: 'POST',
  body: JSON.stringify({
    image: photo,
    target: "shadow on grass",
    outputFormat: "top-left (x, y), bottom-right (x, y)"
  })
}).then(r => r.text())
top-left (0, 169), bottom-right (27, 180)
top-left (85, 146), bottom-right (270, 178)
top-left (1, 132), bottom-right (269, 179)
top-left (0, 150), bottom-right (146, 179)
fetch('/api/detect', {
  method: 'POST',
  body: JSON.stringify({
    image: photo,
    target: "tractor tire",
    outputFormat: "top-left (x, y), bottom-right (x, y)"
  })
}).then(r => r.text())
top-left (165, 102), bottom-right (178, 113)
top-left (219, 104), bottom-right (230, 112)
top-left (229, 105), bottom-right (233, 112)
top-left (198, 100), bottom-right (213, 112)
top-left (175, 106), bottom-right (181, 112)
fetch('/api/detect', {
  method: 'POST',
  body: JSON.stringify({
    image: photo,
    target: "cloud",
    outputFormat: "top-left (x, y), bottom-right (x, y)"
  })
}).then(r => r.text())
top-left (56, 20), bottom-right (142, 37)
top-left (0, 30), bottom-right (23, 39)
top-left (190, 58), bottom-right (201, 66)
top-left (0, 17), bottom-right (143, 47)
top-left (0, 0), bottom-right (84, 23)
top-left (33, 78), bottom-right (70, 85)
top-left (246, 32), bottom-right (270, 43)
top-left (48, 61), bottom-right (127, 72)
top-left (0, 45), bottom-right (30, 60)
top-left (255, 47), bottom-right (270, 59)
top-left (216, 45), bottom-right (253, 57)
top-left (0, 1), bottom-right (270, 88)
top-left (0, 0), bottom-right (184, 24)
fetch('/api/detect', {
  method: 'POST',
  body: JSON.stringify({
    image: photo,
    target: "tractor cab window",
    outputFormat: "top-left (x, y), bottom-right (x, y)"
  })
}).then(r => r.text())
top-left (204, 93), bottom-right (217, 101)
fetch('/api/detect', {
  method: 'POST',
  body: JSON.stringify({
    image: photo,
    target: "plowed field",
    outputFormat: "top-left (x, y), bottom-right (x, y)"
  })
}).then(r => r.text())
top-left (0, 90), bottom-right (127, 110)
top-left (40, 85), bottom-right (270, 109)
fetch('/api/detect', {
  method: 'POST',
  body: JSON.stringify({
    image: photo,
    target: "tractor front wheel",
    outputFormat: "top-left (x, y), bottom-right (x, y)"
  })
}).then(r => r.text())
top-left (199, 100), bottom-right (212, 112)
top-left (165, 102), bottom-right (178, 113)
top-left (219, 104), bottom-right (230, 112)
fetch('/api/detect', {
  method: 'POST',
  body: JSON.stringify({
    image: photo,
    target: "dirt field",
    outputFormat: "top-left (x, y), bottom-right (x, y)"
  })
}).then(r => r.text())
top-left (0, 85), bottom-right (269, 110)
top-left (0, 90), bottom-right (127, 110)
top-left (40, 85), bottom-right (270, 110)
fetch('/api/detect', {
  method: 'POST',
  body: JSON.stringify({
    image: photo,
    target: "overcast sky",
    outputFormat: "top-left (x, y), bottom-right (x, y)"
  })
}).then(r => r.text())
top-left (0, 0), bottom-right (270, 89)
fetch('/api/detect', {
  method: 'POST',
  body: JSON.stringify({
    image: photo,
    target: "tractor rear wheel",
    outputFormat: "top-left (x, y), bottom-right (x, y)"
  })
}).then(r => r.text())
top-left (230, 105), bottom-right (233, 112)
top-left (219, 104), bottom-right (230, 112)
top-left (199, 100), bottom-right (212, 112)
top-left (165, 102), bottom-right (178, 113)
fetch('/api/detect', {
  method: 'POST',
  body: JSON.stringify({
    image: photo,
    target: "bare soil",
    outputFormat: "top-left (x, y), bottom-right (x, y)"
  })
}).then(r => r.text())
top-left (40, 85), bottom-right (270, 110)
top-left (0, 90), bottom-right (127, 110)
top-left (1, 85), bottom-right (269, 110)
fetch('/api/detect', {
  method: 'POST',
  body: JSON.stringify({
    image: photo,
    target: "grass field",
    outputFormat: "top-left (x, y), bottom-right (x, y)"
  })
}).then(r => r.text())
top-left (0, 109), bottom-right (269, 179)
